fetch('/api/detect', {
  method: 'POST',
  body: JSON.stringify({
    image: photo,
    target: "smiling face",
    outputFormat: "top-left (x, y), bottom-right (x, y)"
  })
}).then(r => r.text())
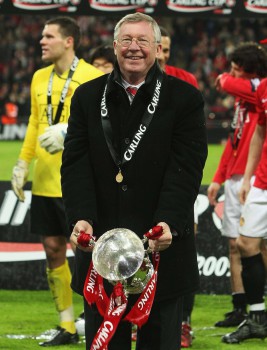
top-left (113, 21), bottom-right (162, 85)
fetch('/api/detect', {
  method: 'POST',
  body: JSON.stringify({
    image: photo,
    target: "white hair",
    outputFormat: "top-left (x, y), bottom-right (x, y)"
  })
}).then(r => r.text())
top-left (114, 12), bottom-right (161, 43)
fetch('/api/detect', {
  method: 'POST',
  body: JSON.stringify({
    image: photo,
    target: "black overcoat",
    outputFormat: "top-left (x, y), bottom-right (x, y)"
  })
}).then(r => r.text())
top-left (61, 63), bottom-right (208, 301)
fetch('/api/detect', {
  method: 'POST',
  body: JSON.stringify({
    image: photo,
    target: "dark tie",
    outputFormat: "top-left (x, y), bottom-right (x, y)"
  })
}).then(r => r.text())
top-left (126, 86), bottom-right (138, 97)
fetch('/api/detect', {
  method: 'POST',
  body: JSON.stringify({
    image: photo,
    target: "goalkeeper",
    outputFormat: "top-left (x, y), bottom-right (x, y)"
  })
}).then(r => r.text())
top-left (11, 16), bottom-right (102, 347)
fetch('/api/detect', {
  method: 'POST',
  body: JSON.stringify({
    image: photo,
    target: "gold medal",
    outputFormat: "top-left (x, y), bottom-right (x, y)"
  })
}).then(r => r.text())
top-left (116, 171), bottom-right (123, 183)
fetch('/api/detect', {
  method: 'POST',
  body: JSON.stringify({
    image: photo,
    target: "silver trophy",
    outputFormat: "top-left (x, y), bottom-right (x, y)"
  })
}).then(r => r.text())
top-left (92, 228), bottom-right (154, 294)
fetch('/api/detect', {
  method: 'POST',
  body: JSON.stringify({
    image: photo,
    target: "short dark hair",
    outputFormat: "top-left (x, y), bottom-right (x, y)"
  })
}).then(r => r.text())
top-left (88, 45), bottom-right (116, 66)
top-left (159, 26), bottom-right (170, 38)
top-left (229, 42), bottom-right (267, 78)
top-left (45, 17), bottom-right (80, 51)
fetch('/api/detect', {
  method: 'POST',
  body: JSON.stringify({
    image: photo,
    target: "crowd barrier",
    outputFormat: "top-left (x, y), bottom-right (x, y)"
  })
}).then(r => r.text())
top-left (0, 181), bottom-right (230, 294)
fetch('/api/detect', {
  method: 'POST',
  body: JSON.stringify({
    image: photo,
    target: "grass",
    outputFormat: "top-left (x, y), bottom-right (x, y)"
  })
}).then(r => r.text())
top-left (1, 290), bottom-right (266, 349)
top-left (202, 144), bottom-right (224, 185)
top-left (0, 141), bottom-right (224, 184)
top-left (0, 141), bottom-right (33, 181)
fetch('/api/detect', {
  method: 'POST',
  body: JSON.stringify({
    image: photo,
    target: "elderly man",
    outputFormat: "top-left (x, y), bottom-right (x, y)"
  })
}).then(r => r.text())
top-left (61, 12), bottom-right (207, 350)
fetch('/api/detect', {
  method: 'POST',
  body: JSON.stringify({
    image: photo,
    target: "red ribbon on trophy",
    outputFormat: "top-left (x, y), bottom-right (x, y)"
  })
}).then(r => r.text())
top-left (124, 251), bottom-right (160, 327)
top-left (89, 282), bottom-right (128, 350)
top-left (79, 225), bottom-right (163, 350)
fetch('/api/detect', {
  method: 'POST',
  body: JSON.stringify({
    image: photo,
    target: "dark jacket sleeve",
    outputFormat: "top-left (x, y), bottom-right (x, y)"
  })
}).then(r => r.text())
top-left (61, 83), bottom-right (98, 230)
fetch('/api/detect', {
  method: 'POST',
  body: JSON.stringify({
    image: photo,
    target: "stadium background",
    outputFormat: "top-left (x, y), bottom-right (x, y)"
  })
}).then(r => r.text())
top-left (1, 3), bottom-right (267, 296)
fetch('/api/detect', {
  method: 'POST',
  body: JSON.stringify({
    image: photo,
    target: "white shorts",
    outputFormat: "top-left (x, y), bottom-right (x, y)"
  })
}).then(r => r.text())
top-left (239, 186), bottom-right (267, 238)
top-left (221, 175), bottom-right (244, 238)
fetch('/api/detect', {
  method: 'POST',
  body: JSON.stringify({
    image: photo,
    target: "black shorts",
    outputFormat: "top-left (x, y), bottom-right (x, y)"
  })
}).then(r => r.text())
top-left (30, 195), bottom-right (69, 237)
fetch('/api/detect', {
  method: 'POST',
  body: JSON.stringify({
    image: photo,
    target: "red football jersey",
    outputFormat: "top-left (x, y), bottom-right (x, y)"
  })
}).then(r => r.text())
top-left (213, 74), bottom-right (261, 184)
top-left (165, 64), bottom-right (198, 88)
top-left (254, 78), bottom-right (267, 189)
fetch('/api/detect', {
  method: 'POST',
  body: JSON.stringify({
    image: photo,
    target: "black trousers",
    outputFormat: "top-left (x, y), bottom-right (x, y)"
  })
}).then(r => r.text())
top-left (84, 295), bottom-right (183, 350)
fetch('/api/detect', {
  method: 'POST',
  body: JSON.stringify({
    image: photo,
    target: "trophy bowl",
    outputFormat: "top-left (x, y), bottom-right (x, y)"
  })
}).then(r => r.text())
top-left (122, 256), bottom-right (154, 294)
top-left (92, 228), bottom-right (154, 294)
top-left (92, 228), bottom-right (145, 281)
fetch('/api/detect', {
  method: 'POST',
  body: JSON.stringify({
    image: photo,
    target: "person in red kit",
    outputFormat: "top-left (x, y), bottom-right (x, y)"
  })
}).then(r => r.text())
top-left (221, 39), bottom-right (267, 344)
top-left (207, 42), bottom-right (267, 334)
top-left (158, 26), bottom-right (198, 348)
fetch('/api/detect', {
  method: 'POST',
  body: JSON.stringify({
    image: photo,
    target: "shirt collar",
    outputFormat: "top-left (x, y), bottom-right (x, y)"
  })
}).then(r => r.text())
top-left (121, 78), bottom-right (145, 91)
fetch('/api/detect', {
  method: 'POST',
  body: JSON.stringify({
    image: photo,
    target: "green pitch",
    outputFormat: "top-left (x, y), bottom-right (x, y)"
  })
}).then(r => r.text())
top-left (0, 141), bottom-right (224, 184)
top-left (1, 290), bottom-right (266, 349)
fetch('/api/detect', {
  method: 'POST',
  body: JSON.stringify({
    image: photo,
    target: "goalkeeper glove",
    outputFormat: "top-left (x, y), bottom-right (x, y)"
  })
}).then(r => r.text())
top-left (39, 123), bottom-right (68, 155)
top-left (11, 159), bottom-right (29, 202)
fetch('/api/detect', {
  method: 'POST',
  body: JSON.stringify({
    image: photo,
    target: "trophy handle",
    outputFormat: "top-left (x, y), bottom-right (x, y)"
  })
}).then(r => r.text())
top-left (77, 231), bottom-right (96, 247)
top-left (142, 225), bottom-right (163, 252)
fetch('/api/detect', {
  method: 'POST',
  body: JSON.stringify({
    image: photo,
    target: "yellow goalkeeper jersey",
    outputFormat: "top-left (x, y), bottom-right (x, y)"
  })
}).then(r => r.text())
top-left (19, 59), bottom-right (103, 197)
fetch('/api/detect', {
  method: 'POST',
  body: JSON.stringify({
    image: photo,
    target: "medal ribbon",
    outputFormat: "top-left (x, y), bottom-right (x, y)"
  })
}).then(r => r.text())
top-left (47, 56), bottom-right (79, 126)
top-left (229, 100), bottom-right (248, 154)
top-left (100, 73), bottom-right (163, 181)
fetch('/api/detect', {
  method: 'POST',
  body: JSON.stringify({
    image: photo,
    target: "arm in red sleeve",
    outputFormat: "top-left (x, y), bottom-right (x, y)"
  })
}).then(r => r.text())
top-left (220, 73), bottom-right (260, 104)
top-left (212, 138), bottom-right (233, 184)
top-left (256, 78), bottom-right (267, 121)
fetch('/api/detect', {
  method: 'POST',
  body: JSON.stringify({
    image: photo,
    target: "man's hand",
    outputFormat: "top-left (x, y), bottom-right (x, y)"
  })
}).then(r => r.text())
top-left (148, 222), bottom-right (172, 252)
top-left (71, 220), bottom-right (94, 252)
top-left (239, 179), bottom-right (251, 205)
top-left (207, 182), bottom-right (221, 206)
top-left (11, 159), bottom-right (29, 202)
top-left (39, 123), bottom-right (68, 154)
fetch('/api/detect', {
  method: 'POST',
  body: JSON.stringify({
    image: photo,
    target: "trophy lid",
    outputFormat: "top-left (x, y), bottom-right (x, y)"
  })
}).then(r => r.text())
top-left (92, 228), bottom-right (145, 281)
